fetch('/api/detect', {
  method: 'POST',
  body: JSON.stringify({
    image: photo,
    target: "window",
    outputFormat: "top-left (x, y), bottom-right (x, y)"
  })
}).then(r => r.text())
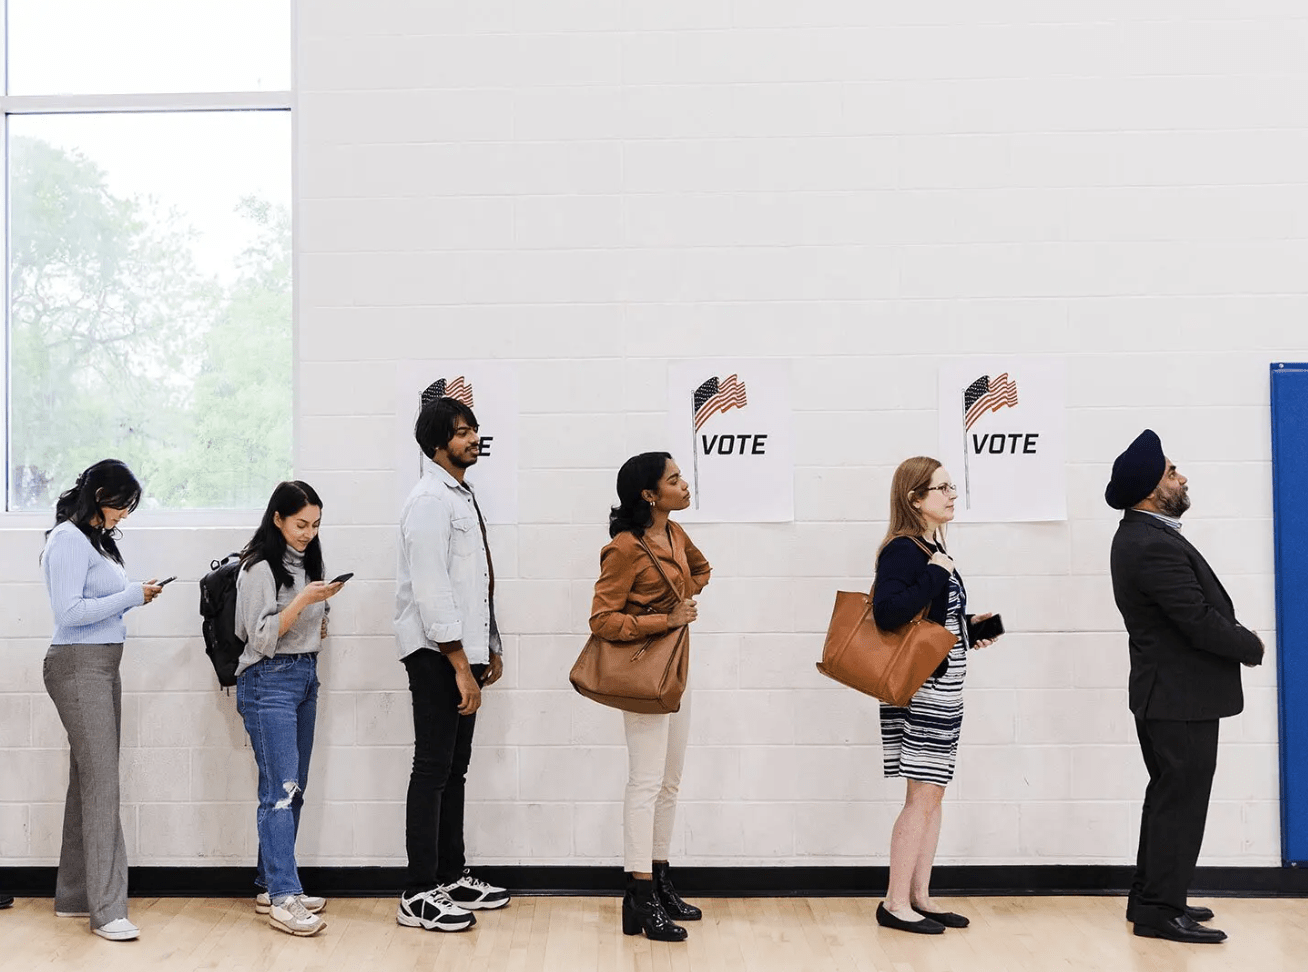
top-left (4, 1), bottom-right (292, 511)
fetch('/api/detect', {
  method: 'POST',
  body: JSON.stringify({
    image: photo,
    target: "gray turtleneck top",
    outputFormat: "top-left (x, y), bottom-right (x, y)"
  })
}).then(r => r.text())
top-left (233, 546), bottom-right (327, 677)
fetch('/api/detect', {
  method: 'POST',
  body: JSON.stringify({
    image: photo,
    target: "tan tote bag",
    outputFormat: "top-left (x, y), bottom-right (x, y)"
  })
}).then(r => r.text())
top-left (815, 537), bottom-right (957, 706)
top-left (570, 535), bottom-right (689, 714)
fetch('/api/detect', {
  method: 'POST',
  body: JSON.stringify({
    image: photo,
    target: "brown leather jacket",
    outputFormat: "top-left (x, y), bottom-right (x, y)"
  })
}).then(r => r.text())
top-left (589, 522), bottom-right (711, 642)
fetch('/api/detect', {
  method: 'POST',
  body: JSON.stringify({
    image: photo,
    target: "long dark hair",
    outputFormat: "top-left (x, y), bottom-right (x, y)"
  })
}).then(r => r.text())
top-left (240, 481), bottom-right (326, 591)
top-left (608, 452), bottom-right (673, 538)
top-left (46, 459), bottom-right (142, 565)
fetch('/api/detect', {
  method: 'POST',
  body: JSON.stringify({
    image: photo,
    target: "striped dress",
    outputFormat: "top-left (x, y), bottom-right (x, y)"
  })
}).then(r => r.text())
top-left (879, 571), bottom-right (967, 786)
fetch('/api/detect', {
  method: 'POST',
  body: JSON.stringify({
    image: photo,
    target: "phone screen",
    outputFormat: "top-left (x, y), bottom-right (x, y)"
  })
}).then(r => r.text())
top-left (156, 576), bottom-right (177, 587)
top-left (972, 614), bottom-right (1004, 641)
top-left (330, 572), bottom-right (354, 585)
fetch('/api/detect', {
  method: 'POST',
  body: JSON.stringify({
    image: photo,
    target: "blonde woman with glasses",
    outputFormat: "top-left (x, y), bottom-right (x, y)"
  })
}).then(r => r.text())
top-left (871, 457), bottom-right (1002, 936)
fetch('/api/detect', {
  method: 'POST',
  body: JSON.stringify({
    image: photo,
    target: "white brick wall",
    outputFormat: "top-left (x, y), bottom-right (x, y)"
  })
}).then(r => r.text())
top-left (1, 0), bottom-right (1304, 868)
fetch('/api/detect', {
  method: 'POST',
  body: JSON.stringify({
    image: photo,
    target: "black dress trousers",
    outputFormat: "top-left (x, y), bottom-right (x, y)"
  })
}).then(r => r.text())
top-left (1130, 716), bottom-right (1220, 924)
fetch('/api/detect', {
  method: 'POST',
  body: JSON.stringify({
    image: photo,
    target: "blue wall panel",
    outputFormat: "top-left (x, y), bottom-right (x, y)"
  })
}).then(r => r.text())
top-left (1271, 363), bottom-right (1308, 864)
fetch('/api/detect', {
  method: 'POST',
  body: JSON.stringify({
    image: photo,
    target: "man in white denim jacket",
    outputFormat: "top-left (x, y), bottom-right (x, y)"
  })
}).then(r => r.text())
top-left (394, 395), bottom-right (509, 933)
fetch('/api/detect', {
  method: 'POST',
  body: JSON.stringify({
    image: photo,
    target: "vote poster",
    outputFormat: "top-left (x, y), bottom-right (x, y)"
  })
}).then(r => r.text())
top-left (936, 358), bottom-right (1067, 522)
top-left (666, 359), bottom-right (794, 523)
top-left (393, 361), bottom-right (520, 524)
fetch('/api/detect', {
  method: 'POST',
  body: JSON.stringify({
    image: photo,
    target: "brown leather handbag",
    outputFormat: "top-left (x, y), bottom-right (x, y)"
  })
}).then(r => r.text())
top-left (570, 536), bottom-right (689, 714)
top-left (815, 538), bottom-right (957, 706)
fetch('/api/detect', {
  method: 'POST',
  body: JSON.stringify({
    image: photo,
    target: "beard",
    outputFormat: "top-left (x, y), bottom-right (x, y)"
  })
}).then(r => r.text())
top-left (448, 450), bottom-right (479, 470)
top-left (1155, 483), bottom-right (1191, 518)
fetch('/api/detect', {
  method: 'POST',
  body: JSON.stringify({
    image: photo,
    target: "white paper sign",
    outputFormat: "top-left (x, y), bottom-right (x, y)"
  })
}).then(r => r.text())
top-left (936, 358), bottom-right (1067, 522)
top-left (666, 359), bottom-right (794, 523)
top-left (394, 361), bottom-right (520, 524)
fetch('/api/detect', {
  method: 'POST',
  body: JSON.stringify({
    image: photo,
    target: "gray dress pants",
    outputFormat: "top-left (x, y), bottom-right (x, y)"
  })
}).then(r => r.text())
top-left (43, 644), bottom-right (129, 927)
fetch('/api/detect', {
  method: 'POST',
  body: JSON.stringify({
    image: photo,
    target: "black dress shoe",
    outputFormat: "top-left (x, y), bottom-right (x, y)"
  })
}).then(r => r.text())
top-left (876, 902), bottom-right (945, 935)
top-left (1133, 914), bottom-right (1227, 944)
top-left (0, 894), bottom-right (12, 910)
top-left (1126, 899), bottom-right (1214, 923)
top-left (912, 906), bottom-right (969, 928)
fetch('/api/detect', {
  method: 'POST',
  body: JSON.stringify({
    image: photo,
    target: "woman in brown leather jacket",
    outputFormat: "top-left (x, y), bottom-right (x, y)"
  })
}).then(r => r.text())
top-left (589, 452), bottom-right (710, 943)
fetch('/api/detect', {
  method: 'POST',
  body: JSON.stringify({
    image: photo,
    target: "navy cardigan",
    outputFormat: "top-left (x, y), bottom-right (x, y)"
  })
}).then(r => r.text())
top-left (872, 536), bottom-right (971, 653)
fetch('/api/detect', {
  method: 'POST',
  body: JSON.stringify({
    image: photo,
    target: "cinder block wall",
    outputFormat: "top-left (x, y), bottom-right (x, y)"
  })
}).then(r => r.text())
top-left (1, 0), bottom-right (1301, 868)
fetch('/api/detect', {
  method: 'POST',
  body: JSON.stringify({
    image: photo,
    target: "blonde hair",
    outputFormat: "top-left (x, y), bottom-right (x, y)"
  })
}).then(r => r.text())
top-left (878, 456), bottom-right (946, 556)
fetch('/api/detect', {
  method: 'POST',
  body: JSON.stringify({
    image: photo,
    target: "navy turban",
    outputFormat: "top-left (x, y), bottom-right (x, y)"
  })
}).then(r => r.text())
top-left (1105, 429), bottom-right (1166, 510)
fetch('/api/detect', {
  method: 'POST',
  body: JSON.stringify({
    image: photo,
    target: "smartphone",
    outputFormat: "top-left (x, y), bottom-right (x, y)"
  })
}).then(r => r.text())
top-left (971, 614), bottom-right (1005, 642)
top-left (154, 576), bottom-right (177, 587)
top-left (330, 572), bottom-right (354, 585)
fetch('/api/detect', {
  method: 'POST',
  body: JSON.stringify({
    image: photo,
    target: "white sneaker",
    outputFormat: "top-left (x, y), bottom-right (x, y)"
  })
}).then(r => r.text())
top-left (255, 892), bottom-right (325, 915)
top-left (440, 870), bottom-right (511, 910)
top-left (396, 889), bottom-right (476, 932)
top-left (93, 918), bottom-right (140, 941)
top-left (267, 896), bottom-right (327, 937)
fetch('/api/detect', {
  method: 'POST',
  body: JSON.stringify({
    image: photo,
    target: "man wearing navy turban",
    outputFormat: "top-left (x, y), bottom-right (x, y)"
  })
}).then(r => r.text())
top-left (1107, 430), bottom-right (1264, 944)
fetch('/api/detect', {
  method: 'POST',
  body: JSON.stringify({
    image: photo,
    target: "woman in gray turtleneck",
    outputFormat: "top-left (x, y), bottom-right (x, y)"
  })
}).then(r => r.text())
top-left (234, 481), bottom-right (344, 938)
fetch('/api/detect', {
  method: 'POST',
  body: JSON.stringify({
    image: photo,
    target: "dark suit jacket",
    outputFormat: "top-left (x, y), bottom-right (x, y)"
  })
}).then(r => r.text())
top-left (1110, 509), bottom-right (1263, 720)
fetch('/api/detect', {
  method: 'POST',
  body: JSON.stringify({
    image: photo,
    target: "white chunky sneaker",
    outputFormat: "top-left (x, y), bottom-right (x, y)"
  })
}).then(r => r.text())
top-left (396, 889), bottom-right (476, 932)
top-left (267, 895), bottom-right (327, 937)
top-left (93, 918), bottom-right (140, 941)
top-left (440, 870), bottom-right (510, 910)
top-left (256, 892), bottom-right (325, 915)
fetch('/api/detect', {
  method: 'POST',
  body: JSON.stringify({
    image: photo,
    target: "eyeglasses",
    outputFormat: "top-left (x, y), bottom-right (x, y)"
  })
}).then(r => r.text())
top-left (922, 483), bottom-right (958, 495)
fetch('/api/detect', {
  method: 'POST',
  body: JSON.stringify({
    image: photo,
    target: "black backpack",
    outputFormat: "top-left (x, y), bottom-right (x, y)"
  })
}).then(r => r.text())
top-left (199, 553), bottom-right (245, 687)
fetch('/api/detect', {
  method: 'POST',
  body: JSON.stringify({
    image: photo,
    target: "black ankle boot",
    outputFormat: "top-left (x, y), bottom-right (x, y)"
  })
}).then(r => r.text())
top-left (622, 876), bottom-right (688, 942)
top-left (652, 862), bottom-right (702, 921)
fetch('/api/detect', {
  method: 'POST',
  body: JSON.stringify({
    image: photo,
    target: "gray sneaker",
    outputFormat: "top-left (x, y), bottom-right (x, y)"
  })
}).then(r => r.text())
top-left (268, 895), bottom-right (327, 937)
top-left (256, 892), bottom-right (325, 915)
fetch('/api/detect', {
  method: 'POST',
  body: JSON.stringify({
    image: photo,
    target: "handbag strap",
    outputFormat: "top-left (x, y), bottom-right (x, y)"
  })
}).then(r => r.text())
top-left (635, 531), bottom-right (684, 605)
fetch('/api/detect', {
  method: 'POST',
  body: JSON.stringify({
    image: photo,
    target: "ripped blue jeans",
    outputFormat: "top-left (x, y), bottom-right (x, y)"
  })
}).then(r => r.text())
top-left (236, 653), bottom-right (318, 900)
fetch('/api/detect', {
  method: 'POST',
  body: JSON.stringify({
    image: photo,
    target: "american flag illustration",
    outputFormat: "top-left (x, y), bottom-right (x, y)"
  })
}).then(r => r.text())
top-left (963, 373), bottom-right (1018, 430)
top-left (690, 374), bottom-right (748, 509)
top-left (961, 372), bottom-right (1019, 508)
top-left (692, 374), bottom-right (748, 431)
top-left (420, 376), bottom-right (475, 409)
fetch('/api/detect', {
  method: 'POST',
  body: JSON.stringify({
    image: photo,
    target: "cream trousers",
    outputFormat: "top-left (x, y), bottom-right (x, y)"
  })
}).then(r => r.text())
top-left (622, 691), bottom-right (692, 873)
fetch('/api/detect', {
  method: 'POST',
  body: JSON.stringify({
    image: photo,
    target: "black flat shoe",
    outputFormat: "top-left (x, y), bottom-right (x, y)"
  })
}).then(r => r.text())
top-left (0, 894), bottom-right (12, 910)
top-left (1133, 915), bottom-right (1226, 944)
top-left (1126, 899), bottom-right (1214, 924)
top-left (876, 902), bottom-right (945, 935)
top-left (912, 906), bottom-right (969, 928)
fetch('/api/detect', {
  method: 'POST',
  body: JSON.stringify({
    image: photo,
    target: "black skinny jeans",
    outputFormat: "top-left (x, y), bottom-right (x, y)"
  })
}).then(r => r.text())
top-left (403, 649), bottom-right (487, 893)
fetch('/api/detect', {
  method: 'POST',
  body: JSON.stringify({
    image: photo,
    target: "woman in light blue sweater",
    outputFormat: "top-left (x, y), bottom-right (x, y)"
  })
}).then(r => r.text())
top-left (234, 481), bottom-right (344, 937)
top-left (40, 459), bottom-right (165, 942)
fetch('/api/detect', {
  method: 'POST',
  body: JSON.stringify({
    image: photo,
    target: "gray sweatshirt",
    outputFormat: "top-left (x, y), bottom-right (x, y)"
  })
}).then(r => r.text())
top-left (233, 547), bottom-right (326, 677)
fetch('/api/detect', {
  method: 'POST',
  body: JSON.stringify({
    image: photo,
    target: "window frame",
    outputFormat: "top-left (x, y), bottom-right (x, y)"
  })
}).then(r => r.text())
top-left (0, 3), bottom-right (296, 523)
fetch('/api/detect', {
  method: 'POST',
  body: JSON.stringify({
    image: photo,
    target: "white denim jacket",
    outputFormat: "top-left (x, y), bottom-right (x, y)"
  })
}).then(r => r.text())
top-left (394, 458), bottom-right (501, 663)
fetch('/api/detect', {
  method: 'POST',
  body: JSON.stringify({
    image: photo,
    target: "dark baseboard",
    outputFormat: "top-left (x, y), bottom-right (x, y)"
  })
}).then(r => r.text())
top-left (2, 864), bottom-right (1307, 898)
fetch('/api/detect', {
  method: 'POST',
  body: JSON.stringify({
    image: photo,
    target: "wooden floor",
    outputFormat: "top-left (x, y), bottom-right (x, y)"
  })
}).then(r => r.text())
top-left (1, 894), bottom-right (1305, 971)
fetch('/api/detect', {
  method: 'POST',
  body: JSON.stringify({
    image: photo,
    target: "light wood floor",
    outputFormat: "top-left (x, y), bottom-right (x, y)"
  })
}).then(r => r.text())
top-left (1, 894), bottom-right (1305, 971)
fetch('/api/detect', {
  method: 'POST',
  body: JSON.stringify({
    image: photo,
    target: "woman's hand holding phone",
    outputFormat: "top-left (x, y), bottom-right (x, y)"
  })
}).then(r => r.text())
top-left (970, 612), bottom-right (1004, 648)
top-left (141, 576), bottom-right (174, 604)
